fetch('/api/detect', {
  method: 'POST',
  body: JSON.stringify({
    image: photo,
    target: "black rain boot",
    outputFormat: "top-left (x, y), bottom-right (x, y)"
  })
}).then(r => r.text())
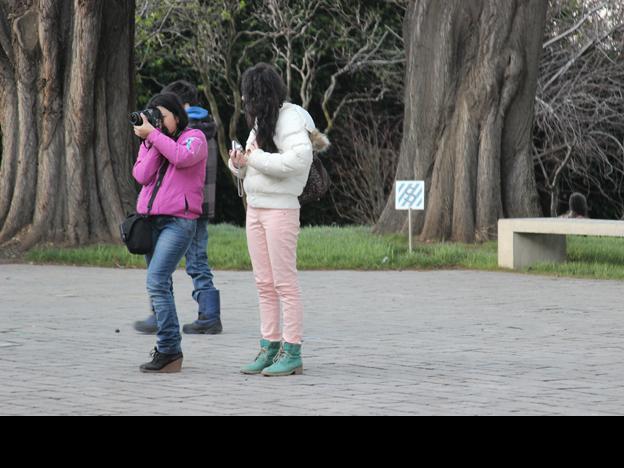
top-left (183, 317), bottom-right (223, 335)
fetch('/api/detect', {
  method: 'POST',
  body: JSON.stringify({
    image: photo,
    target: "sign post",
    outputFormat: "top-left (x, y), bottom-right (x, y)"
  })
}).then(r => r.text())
top-left (408, 207), bottom-right (413, 253)
top-left (395, 181), bottom-right (425, 254)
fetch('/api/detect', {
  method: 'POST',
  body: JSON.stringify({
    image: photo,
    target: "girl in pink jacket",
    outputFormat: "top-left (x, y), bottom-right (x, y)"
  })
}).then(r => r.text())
top-left (132, 93), bottom-right (208, 374)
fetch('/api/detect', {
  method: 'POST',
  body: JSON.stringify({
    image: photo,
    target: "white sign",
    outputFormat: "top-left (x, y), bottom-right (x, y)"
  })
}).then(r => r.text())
top-left (395, 181), bottom-right (425, 211)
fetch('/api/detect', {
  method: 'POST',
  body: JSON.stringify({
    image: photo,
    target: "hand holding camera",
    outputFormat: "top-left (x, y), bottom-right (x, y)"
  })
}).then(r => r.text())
top-left (230, 140), bottom-right (246, 169)
top-left (132, 115), bottom-right (156, 140)
top-left (129, 107), bottom-right (163, 140)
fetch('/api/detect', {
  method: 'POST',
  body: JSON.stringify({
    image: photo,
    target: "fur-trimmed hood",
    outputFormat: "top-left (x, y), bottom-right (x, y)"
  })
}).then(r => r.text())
top-left (283, 103), bottom-right (330, 153)
top-left (309, 129), bottom-right (331, 153)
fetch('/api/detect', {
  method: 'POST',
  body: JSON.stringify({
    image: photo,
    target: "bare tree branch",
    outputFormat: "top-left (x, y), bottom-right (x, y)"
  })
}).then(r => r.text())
top-left (535, 0), bottom-right (624, 218)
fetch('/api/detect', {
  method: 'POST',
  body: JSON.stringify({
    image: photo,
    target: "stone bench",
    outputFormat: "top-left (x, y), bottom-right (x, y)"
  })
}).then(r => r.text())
top-left (498, 218), bottom-right (624, 270)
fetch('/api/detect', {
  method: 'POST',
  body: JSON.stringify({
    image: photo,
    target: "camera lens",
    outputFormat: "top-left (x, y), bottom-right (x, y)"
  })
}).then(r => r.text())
top-left (128, 112), bottom-right (142, 126)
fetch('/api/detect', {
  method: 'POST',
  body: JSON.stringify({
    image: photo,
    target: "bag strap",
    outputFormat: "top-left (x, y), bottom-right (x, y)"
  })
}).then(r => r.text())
top-left (147, 160), bottom-right (169, 215)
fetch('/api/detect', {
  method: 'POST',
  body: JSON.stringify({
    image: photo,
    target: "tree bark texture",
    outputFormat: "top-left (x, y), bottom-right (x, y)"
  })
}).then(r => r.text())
top-left (0, 0), bottom-right (136, 247)
top-left (376, 0), bottom-right (547, 242)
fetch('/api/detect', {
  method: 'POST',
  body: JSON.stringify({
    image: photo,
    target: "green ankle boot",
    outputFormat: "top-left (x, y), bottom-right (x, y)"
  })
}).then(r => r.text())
top-left (241, 339), bottom-right (281, 375)
top-left (262, 342), bottom-right (303, 377)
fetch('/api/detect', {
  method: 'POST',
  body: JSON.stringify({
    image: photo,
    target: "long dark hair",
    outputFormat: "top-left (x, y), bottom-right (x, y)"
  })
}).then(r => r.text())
top-left (242, 63), bottom-right (288, 153)
top-left (147, 92), bottom-right (189, 138)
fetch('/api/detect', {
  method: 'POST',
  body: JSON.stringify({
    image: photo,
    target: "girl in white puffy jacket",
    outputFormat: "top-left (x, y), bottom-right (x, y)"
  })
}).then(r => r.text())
top-left (229, 63), bottom-right (329, 377)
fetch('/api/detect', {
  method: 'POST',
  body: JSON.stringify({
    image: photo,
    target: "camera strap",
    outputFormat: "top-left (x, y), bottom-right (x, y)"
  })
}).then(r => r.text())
top-left (147, 160), bottom-right (170, 215)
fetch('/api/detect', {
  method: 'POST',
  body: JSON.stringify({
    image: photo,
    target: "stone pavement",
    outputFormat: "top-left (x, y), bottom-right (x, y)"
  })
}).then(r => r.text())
top-left (1, 264), bottom-right (623, 415)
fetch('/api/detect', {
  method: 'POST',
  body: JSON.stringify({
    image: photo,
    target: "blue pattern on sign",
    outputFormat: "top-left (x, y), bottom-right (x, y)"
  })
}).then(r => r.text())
top-left (396, 181), bottom-right (425, 210)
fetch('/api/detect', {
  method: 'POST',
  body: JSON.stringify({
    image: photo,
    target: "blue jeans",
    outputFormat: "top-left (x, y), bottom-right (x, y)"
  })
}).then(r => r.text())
top-left (185, 218), bottom-right (221, 324)
top-left (146, 216), bottom-right (197, 354)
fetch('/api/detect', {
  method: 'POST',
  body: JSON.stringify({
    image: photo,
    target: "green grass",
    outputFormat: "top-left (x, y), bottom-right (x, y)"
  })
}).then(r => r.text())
top-left (23, 224), bottom-right (624, 281)
top-left (527, 236), bottom-right (624, 281)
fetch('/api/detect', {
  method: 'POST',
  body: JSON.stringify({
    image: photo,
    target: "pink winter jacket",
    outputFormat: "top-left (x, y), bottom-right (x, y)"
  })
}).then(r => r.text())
top-left (133, 128), bottom-right (208, 220)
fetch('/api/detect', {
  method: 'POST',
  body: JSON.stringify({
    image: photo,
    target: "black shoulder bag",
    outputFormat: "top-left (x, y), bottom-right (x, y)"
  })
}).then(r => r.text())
top-left (120, 161), bottom-right (169, 255)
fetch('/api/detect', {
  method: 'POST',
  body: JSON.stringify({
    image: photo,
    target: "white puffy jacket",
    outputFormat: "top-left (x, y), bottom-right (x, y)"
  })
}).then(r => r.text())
top-left (229, 103), bottom-right (329, 209)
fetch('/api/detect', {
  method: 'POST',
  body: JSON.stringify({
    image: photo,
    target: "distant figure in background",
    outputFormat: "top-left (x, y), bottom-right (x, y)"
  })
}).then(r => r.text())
top-left (163, 80), bottom-right (219, 223)
top-left (560, 193), bottom-right (589, 219)
top-left (134, 80), bottom-right (222, 336)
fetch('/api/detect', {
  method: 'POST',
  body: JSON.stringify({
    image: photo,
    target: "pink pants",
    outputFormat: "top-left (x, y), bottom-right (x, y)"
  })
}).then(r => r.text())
top-left (246, 207), bottom-right (303, 344)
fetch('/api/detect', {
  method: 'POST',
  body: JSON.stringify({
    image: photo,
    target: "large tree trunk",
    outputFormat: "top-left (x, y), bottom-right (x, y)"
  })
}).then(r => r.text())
top-left (0, 0), bottom-right (136, 248)
top-left (376, 0), bottom-right (547, 242)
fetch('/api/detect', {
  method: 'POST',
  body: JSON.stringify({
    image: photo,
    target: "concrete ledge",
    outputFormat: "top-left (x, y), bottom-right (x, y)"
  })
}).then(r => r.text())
top-left (498, 218), bottom-right (624, 270)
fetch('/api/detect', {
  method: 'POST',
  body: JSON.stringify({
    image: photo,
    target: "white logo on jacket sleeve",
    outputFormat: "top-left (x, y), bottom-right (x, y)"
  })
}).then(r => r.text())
top-left (184, 137), bottom-right (197, 151)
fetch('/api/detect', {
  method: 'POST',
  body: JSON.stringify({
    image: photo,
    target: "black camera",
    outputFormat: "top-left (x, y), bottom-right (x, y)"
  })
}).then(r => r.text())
top-left (128, 107), bottom-right (163, 129)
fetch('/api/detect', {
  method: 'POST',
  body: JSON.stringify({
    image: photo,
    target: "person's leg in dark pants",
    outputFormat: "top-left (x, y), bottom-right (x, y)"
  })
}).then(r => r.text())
top-left (183, 218), bottom-right (222, 334)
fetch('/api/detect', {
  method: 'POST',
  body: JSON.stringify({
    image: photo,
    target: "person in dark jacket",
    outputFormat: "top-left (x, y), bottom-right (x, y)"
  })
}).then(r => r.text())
top-left (134, 80), bottom-right (222, 336)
